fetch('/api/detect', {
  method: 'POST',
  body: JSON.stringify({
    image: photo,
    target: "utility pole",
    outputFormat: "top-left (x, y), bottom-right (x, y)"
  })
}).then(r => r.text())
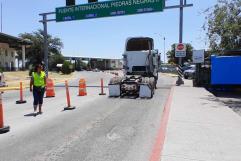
top-left (154, 33), bottom-right (166, 63)
top-left (43, 14), bottom-right (49, 77)
top-left (164, 37), bottom-right (166, 63)
top-left (39, 12), bottom-right (56, 77)
top-left (1, 2), bottom-right (2, 33)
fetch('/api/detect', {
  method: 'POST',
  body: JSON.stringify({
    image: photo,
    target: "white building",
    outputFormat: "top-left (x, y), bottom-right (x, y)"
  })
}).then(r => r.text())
top-left (110, 59), bottom-right (123, 69)
top-left (0, 43), bottom-right (17, 70)
top-left (0, 33), bottom-right (31, 71)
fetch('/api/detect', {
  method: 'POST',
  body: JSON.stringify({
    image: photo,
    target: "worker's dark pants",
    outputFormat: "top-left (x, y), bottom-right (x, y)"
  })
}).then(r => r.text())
top-left (33, 86), bottom-right (45, 106)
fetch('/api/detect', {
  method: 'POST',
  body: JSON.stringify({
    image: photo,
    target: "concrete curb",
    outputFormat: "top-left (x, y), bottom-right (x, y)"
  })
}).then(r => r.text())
top-left (149, 87), bottom-right (174, 161)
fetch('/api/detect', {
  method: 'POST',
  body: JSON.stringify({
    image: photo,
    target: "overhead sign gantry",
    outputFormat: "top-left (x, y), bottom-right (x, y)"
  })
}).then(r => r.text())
top-left (39, 0), bottom-right (193, 83)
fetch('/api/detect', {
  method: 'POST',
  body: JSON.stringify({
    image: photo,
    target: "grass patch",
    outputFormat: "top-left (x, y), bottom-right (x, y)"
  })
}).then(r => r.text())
top-left (2, 71), bottom-right (76, 88)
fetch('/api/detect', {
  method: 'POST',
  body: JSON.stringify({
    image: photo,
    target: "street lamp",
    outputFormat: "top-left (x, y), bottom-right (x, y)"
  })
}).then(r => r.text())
top-left (154, 33), bottom-right (166, 63)
top-left (164, 36), bottom-right (166, 63)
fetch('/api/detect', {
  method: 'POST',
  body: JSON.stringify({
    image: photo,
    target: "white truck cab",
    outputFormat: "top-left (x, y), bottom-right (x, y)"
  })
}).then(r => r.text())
top-left (109, 37), bottom-right (160, 98)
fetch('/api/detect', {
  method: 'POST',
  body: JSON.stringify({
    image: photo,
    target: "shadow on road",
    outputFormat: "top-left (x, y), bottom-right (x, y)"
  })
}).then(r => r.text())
top-left (208, 90), bottom-right (241, 117)
top-left (24, 113), bottom-right (36, 117)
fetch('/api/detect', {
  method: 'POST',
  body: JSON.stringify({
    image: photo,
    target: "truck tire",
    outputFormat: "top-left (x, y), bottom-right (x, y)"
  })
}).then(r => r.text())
top-left (193, 79), bottom-right (197, 87)
top-left (149, 77), bottom-right (154, 88)
top-left (154, 75), bottom-right (158, 89)
top-left (154, 80), bottom-right (157, 89)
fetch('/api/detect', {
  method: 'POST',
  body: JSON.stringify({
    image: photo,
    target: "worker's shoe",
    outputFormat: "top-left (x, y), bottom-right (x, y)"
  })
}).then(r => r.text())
top-left (33, 111), bottom-right (38, 116)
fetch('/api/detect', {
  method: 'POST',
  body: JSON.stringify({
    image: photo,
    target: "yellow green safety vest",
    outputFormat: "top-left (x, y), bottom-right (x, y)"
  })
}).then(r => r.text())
top-left (32, 71), bottom-right (46, 87)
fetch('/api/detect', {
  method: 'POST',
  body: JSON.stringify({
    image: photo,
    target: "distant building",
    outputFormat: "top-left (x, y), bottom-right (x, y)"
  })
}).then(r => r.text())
top-left (64, 56), bottom-right (123, 70)
top-left (109, 59), bottom-right (123, 69)
top-left (0, 33), bottom-right (32, 71)
top-left (89, 59), bottom-right (123, 70)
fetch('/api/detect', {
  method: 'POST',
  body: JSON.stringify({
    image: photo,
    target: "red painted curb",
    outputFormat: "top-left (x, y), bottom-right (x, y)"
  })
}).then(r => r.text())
top-left (149, 87), bottom-right (174, 161)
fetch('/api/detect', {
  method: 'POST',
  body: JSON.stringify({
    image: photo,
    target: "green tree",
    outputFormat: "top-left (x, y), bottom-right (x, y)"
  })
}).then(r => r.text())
top-left (49, 54), bottom-right (65, 71)
top-left (166, 43), bottom-right (193, 64)
top-left (203, 0), bottom-right (241, 52)
top-left (19, 29), bottom-right (64, 68)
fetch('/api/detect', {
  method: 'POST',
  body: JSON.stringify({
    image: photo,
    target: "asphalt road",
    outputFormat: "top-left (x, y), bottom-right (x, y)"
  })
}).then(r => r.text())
top-left (0, 71), bottom-right (174, 161)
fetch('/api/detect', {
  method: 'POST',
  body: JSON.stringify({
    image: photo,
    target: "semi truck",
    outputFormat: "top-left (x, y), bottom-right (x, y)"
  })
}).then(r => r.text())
top-left (108, 37), bottom-right (160, 98)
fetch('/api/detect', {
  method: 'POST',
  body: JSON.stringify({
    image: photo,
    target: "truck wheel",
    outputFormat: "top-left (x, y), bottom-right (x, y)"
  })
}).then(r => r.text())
top-left (193, 79), bottom-right (197, 87)
top-left (150, 88), bottom-right (154, 98)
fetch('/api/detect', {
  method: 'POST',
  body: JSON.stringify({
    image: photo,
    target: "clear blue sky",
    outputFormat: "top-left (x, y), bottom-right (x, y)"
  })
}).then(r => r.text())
top-left (2, 0), bottom-right (217, 60)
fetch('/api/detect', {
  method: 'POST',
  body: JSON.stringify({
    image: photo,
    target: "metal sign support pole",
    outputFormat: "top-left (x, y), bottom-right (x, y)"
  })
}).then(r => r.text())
top-left (176, 0), bottom-right (185, 85)
top-left (164, 1), bottom-right (193, 84)
top-left (43, 14), bottom-right (49, 77)
top-left (39, 12), bottom-right (56, 78)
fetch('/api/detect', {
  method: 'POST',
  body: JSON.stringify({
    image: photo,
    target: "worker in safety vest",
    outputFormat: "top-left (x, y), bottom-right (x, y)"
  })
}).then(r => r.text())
top-left (30, 64), bottom-right (46, 116)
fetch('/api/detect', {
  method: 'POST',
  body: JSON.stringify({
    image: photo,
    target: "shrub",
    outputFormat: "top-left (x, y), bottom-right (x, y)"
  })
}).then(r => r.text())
top-left (61, 61), bottom-right (72, 74)
top-left (49, 54), bottom-right (65, 71)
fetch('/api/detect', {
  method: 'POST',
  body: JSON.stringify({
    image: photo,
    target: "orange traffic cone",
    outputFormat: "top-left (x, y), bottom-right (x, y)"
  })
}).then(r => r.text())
top-left (0, 92), bottom-right (10, 134)
top-left (46, 78), bottom-right (55, 98)
top-left (64, 81), bottom-right (75, 111)
top-left (16, 82), bottom-right (27, 104)
top-left (78, 79), bottom-right (87, 96)
top-left (99, 78), bottom-right (106, 95)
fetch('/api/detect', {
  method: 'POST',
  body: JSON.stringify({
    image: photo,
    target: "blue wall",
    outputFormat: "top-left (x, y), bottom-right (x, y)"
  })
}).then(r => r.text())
top-left (211, 56), bottom-right (241, 85)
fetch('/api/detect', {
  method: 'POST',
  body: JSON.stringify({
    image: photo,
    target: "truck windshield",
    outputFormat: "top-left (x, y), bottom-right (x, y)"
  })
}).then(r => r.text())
top-left (126, 38), bottom-right (153, 51)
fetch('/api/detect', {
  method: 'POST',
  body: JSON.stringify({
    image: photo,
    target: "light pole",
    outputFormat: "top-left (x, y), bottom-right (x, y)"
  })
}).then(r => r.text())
top-left (163, 36), bottom-right (166, 64)
top-left (154, 33), bottom-right (166, 63)
top-left (1, 2), bottom-right (3, 33)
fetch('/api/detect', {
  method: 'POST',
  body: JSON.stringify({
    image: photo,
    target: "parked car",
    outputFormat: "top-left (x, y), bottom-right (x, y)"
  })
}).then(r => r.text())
top-left (93, 68), bottom-right (100, 72)
top-left (159, 65), bottom-right (177, 73)
top-left (183, 65), bottom-right (196, 79)
top-left (181, 65), bottom-right (192, 71)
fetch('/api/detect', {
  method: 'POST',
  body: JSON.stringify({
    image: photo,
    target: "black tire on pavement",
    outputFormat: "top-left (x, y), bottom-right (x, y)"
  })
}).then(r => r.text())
top-left (0, 126), bottom-right (10, 134)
